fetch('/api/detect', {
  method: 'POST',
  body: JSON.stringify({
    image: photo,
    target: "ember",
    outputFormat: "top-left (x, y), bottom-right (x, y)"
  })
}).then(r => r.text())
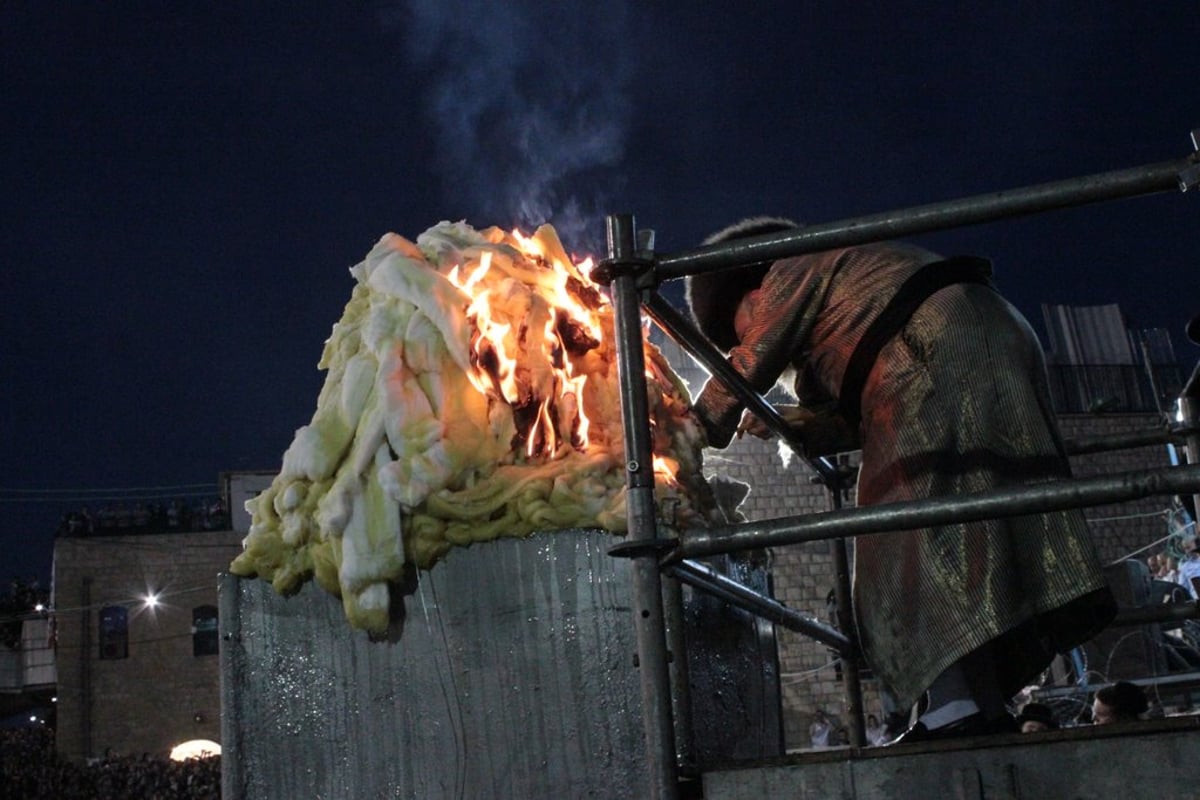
top-left (231, 221), bottom-right (714, 633)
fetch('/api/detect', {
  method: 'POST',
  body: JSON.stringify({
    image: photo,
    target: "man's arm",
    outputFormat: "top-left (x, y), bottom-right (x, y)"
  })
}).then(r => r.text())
top-left (737, 403), bottom-right (861, 457)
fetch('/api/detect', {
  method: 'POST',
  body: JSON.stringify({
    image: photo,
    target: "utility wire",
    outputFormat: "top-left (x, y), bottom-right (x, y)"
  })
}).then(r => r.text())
top-left (0, 483), bottom-right (216, 494)
top-left (0, 492), bottom-right (220, 504)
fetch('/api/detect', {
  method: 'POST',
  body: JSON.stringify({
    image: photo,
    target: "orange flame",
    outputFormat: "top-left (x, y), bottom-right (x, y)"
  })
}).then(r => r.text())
top-left (653, 455), bottom-right (680, 486)
top-left (448, 229), bottom-right (609, 461)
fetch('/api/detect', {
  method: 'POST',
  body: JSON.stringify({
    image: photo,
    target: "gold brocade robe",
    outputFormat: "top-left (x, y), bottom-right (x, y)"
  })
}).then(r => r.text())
top-left (693, 241), bottom-right (1116, 708)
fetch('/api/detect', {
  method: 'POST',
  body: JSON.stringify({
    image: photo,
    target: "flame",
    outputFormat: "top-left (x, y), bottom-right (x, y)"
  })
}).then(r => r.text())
top-left (448, 228), bottom-right (611, 462)
top-left (461, 250), bottom-right (494, 290)
top-left (653, 455), bottom-right (680, 486)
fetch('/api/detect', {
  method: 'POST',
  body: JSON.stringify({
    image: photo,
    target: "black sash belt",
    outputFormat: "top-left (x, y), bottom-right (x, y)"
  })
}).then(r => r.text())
top-left (837, 256), bottom-right (995, 425)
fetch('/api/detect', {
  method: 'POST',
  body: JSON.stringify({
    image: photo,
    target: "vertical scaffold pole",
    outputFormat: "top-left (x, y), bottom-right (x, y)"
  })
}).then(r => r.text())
top-left (1180, 364), bottom-right (1200, 522)
top-left (606, 213), bottom-right (679, 800)
top-left (822, 473), bottom-right (866, 748)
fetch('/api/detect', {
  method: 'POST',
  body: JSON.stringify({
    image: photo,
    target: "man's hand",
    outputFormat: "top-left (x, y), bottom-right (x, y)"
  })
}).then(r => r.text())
top-left (736, 404), bottom-right (861, 456)
top-left (736, 405), bottom-right (816, 440)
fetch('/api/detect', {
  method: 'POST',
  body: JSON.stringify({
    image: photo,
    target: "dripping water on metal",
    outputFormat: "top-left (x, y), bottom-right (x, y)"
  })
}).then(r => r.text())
top-left (415, 568), bottom-right (468, 800)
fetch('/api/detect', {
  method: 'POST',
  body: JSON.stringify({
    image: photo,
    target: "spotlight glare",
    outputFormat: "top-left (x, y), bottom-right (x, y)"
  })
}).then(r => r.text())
top-left (144, 593), bottom-right (160, 608)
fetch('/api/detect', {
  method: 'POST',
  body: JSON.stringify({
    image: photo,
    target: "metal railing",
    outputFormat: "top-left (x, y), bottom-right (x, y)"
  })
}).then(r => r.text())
top-left (595, 132), bottom-right (1200, 800)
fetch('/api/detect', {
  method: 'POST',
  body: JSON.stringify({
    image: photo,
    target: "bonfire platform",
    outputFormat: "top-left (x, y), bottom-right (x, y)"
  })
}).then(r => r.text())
top-left (703, 715), bottom-right (1200, 799)
top-left (218, 529), bottom-right (781, 799)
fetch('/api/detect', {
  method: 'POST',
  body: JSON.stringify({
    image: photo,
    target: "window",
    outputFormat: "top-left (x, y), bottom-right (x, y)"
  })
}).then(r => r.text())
top-left (192, 605), bottom-right (218, 657)
top-left (98, 605), bottom-right (128, 660)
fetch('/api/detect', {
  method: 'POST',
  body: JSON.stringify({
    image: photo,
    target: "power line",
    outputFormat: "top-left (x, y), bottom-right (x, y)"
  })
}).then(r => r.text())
top-left (0, 483), bottom-right (218, 494)
top-left (0, 491), bottom-right (221, 504)
top-left (0, 583), bottom-right (222, 623)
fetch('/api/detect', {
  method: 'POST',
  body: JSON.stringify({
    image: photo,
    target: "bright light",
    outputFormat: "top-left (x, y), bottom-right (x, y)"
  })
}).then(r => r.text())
top-left (170, 739), bottom-right (221, 761)
top-left (144, 593), bottom-right (160, 609)
top-left (34, 603), bottom-right (44, 612)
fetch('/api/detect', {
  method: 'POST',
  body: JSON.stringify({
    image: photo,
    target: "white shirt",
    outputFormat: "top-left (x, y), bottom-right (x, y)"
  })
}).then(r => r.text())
top-left (809, 719), bottom-right (831, 747)
top-left (1177, 556), bottom-right (1200, 598)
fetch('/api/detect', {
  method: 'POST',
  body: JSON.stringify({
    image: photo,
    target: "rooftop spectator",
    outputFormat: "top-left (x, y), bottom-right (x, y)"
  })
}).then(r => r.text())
top-left (1092, 681), bottom-right (1149, 725)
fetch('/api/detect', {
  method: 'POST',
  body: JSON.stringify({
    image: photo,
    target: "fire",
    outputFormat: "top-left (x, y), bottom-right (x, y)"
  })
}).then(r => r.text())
top-left (231, 220), bottom-right (719, 633)
top-left (653, 455), bottom-right (680, 486)
top-left (447, 227), bottom-right (606, 461)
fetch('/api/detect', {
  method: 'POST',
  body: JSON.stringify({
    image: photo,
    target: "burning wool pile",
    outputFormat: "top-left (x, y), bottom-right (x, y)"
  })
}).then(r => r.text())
top-left (230, 221), bottom-right (717, 633)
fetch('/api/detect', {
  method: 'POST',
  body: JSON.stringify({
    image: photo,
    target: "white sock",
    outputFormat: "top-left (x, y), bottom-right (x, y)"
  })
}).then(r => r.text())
top-left (920, 698), bottom-right (979, 729)
top-left (918, 663), bottom-right (980, 730)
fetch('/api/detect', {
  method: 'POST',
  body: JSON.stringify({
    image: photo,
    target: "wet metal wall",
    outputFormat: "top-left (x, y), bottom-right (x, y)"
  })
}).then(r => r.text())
top-left (220, 529), bottom-right (781, 799)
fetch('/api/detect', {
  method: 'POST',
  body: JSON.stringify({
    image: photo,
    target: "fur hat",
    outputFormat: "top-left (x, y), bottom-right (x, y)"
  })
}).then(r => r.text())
top-left (684, 216), bottom-right (800, 351)
top-left (1095, 681), bottom-right (1148, 718)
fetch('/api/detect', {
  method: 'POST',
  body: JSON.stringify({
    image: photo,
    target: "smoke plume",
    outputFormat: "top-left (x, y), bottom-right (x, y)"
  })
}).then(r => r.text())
top-left (384, 1), bottom-right (634, 252)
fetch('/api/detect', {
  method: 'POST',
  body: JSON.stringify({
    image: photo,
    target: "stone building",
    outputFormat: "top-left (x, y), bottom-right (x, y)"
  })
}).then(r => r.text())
top-left (52, 526), bottom-right (242, 762)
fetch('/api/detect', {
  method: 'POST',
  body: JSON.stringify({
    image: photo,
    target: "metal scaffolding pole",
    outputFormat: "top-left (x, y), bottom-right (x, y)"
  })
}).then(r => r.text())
top-left (641, 288), bottom-right (863, 738)
top-left (668, 559), bottom-right (850, 653)
top-left (599, 138), bottom-right (1197, 777)
top-left (1180, 365), bottom-right (1200, 518)
top-left (666, 464), bottom-right (1200, 563)
top-left (653, 149), bottom-right (1200, 282)
top-left (1063, 425), bottom-right (1189, 456)
top-left (605, 214), bottom-right (678, 800)
top-left (642, 292), bottom-right (837, 480)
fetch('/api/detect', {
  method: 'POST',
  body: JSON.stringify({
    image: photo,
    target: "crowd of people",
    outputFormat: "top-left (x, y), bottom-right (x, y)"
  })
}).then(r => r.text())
top-left (809, 680), bottom-right (1156, 747)
top-left (0, 728), bottom-right (220, 799)
top-left (1149, 536), bottom-right (1200, 599)
top-left (57, 498), bottom-right (229, 538)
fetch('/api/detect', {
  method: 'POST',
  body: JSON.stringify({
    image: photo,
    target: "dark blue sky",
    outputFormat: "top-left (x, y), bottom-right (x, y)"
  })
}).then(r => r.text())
top-left (3, 2), bottom-right (1199, 585)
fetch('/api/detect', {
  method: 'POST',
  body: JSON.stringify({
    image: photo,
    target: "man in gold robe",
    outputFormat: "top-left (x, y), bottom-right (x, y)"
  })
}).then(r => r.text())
top-left (687, 218), bottom-right (1116, 739)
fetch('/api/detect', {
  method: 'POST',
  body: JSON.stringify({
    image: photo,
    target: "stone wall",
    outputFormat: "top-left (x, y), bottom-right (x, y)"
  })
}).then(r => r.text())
top-left (53, 530), bottom-right (243, 762)
top-left (1058, 413), bottom-right (1176, 566)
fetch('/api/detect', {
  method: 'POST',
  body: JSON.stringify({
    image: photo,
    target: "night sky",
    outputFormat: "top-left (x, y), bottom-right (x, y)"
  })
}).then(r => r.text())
top-left (4, 3), bottom-right (1199, 587)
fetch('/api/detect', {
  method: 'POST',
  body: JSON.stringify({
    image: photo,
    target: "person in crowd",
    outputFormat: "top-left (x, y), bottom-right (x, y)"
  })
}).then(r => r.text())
top-left (686, 218), bottom-right (1117, 742)
top-left (0, 727), bottom-right (220, 799)
top-left (1014, 702), bottom-right (1059, 733)
top-left (864, 713), bottom-right (887, 745)
top-left (166, 499), bottom-right (182, 528)
top-left (1177, 537), bottom-right (1200, 598)
top-left (809, 709), bottom-right (832, 747)
top-left (1162, 554), bottom-right (1180, 584)
top-left (1091, 681), bottom-right (1149, 725)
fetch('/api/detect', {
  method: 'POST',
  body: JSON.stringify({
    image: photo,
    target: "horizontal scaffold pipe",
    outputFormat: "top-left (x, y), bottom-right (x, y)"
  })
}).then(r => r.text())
top-left (1110, 601), bottom-right (1200, 627)
top-left (666, 464), bottom-right (1200, 563)
top-left (667, 559), bottom-right (852, 654)
top-left (654, 155), bottom-right (1197, 282)
top-left (1062, 426), bottom-right (1183, 456)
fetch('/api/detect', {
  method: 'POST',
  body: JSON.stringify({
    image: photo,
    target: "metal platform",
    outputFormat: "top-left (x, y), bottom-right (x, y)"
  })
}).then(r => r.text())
top-left (219, 530), bottom-right (781, 799)
top-left (703, 715), bottom-right (1200, 799)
